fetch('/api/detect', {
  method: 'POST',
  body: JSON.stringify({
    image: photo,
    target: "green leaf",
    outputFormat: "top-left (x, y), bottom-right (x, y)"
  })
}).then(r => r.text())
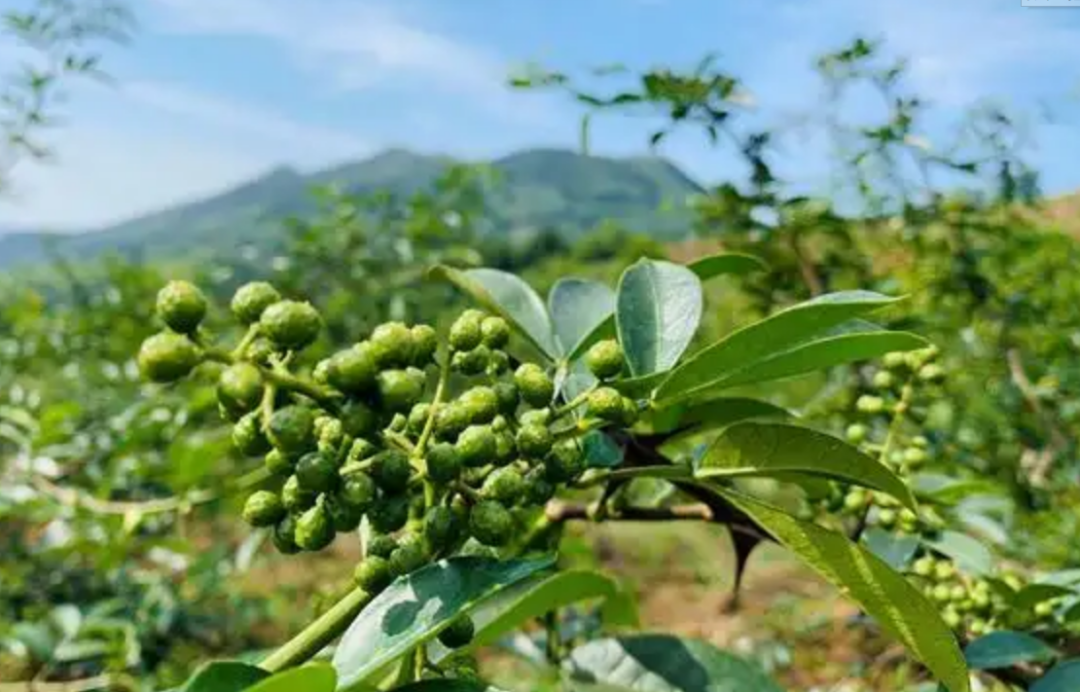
top-left (431, 265), bottom-right (558, 359)
top-left (332, 556), bottom-right (554, 689)
top-left (1012, 584), bottom-right (1075, 611)
top-left (1031, 660), bottom-right (1080, 692)
top-left (395, 682), bottom-right (510, 692)
top-left (923, 532), bottom-right (994, 576)
top-left (616, 259), bottom-right (703, 377)
top-left (431, 570), bottom-right (637, 663)
top-left (246, 664), bottom-right (336, 692)
top-left (964, 631), bottom-right (1058, 670)
top-left (563, 634), bottom-right (784, 692)
top-left (655, 291), bottom-right (905, 404)
top-left (696, 422), bottom-right (916, 510)
top-left (711, 488), bottom-right (970, 692)
top-left (687, 253), bottom-right (767, 281)
top-left (583, 430), bottom-right (624, 468)
top-left (862, 529), bottom-right (920, 571)
top-left (644, 397), bottom-right (791, 442)
top-left (548, 278), bottom-right (615, 359)
top-left (180, 661), bottom-right (269, 692)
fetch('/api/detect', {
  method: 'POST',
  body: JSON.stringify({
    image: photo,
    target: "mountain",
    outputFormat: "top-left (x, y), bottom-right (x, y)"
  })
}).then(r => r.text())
top-left (0, 148), bottom-right (704, 270)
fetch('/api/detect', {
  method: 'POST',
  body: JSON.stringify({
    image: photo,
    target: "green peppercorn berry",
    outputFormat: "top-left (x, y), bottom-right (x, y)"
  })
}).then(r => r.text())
top-left (435, 403), bottom-right (471, 440)
top-left (424, 505), bottom-right (461, 550)
top-left (451, 346), bottom-right (490, 376)
top-left (845, 423), bottom-right (868, 444)
top-left (494, 432), bottom-right (516, 465)
top-left (156, 280), bottom-right (207, 334)
top-left (368, 535), bottom-right (399, 559)
top-left (620, 397), bottom-right (640, 426)
top-left (469, 500), bottom-right (513, 547)
top-left (426, 442), bottom-right (462, 483)
top-left (519, 408), bottom-right (551, 427)
top-left (587, 387), bottom-right (625, 422)
top-left (931, 584), bottom-right (952, 603)
top-left (217, 362), bottom-right (263, 415)
top-left (514, 364), bottom-right (554, 407)
top-left (231, 281), bottom-right (281, 325)
top-left (138, 332), bottom-right (201, 383)
top-left (368, 495), bottom-right (410, 534)
top-left (410, 324), bottom-right (438, 366)
top-left (327, 344), bottom-right (379, 394)
top-left (949, 585), bottom-right (967, 602)
top-left (856, 395), bottom-right (885, 414)
top-left (264, 449), bottom-right (295, 476)
top-left (449, 310), bottom-right (485, 351)
top-left (493, 382), bottom-right (519, 415)
top-left (326, 492), bottom-right (363, 532)
top-left (377, 368), bottom-right (426, 412)
top-left (437, 614), bottom-right (475, 649)
top-left (480, 316), bottom-right (510, 348)
top-left (296, 451), bottom-right (339, 493)
top-left (246, 337), bottom-right (276, 366)
top-left (260, 300), bottom-right (322, 351)
top-left (268, 405), bottom-right (316, 454)
top-left (233, 411), bottom-right (272, 456)
top-left (354, 556), bottom-right (393, 593)
top-left (373, 450), bottom-right (413, 494)
top-left (456, 425), bottom-right (497, 468)
top-left (883, 351), bottom-right (909, 371)
top-left (272, 515), bottom-right (301, 555)
top-left (340, 472), bottom-right (377, 511)
top-left (339, 402), bottom-right (377, 438)
top-left (295, 500), bottom-right (335, 551)
top-left (918, 364), bottom-right (946, 383)
top-left (524, 470), bottom-right (555, 505)
top-left (406, 403), bottom-right (431, 435)
top-left (903, 447), bottom-right (928, 466)
top-left (346, 438), bottom-right (377, 464)
top-left (842, 490), bottom-right (868, 512)
top-left (942, 609), bottom-right (962, 629)
top-left (934, 561), bottom-right (956, 581)
top-left (370, 322), bottom-right (414, 369)
top-left (388, 541), bottom-right (427, 578)
top-left (872, 371), bottom-right (895, 390)
top-left (386, 413), bottom-right (407, 433)
top-left (282, 474), bottom-right (317, 512)
top-left (242, 490), bottom-right (285, 527)
top-left (516, 424), bottom-right (552, 458)
top-left (876, 508), bottom-right (897, 529)
top-left (461, 386), bottom-right (499, 424)
top-left (912, 435), bottom-right (929, 449)
top-left (585, 339), bottom-right (625, 380)
top-left (1034, 601), bottom-right (1055, 618)
top-left (317, 419), bottom-right (345, 454)
top-left (482, 467), bottom-right (526, 505)
top-left (487, 350), bottom-right (510, 376)
top-left (544, 440), bottom-right (585, 483)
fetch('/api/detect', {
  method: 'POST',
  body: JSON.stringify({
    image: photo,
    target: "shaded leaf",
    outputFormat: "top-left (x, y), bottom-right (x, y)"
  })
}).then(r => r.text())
top-left (246, 664), bottom-right (335, 692)
top-left (924, 532), bottom-right (994, 576)
top-left (696, 422), bottom-right (915, 510)
top-left (583, 430), bottom-right (624, 468)
top-left (1031, 660), bottom-right (1080, 692)
top-left (332, 556), bottom-right (554, 689)
top-left (396, 682), bottom-right (511, 692)
top-left (1012, 584), bottom-right (1075, 611)
top-left (964, 631), bottom-right (1058, 670)
top-left (712, 488), bottom-right (970, 692)
top-left (616, 259), bottom-right (703, 377)
top-left (863, 529), bottom-right (920, 571)
top-left (642, 397), bottom-right (791, 438)
top-left (655, 291), bottom-right (905, 404)
top-left (180, 661), bottom-right (270, 692)
top-left (687, 253), bottom-right (767, 281)
top-left (563, 634), bottom-right (784, 692)
top-left (431, 265), bottom-right (558, 359)
top-left (548, 278), bottom-right (615, 359)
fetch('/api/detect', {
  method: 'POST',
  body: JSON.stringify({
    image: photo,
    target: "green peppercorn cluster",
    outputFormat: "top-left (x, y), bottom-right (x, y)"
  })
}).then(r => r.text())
top-left (137, 281), bottom-right (636, 619)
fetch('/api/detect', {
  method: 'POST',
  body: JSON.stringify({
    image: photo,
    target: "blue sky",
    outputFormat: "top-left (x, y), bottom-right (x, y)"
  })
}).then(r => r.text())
top-left (1, 0), bottom-right (1078, 229)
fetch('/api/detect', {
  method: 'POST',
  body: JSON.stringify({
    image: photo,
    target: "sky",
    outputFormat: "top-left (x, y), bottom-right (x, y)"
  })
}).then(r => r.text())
top-left (1, 0), bottom-right (1078, 230)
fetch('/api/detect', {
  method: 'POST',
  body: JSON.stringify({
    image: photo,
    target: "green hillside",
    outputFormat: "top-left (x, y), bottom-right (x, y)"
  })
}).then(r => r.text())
top-left (0, 148), bottom-right (703, 269)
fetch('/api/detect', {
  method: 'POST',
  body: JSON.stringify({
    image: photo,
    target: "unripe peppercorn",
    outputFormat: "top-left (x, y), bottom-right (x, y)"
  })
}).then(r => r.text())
top-left (282, 474), bottom-right (317, 512)
top-left (872, 371), bottom-right (895, 390)
top-left (437, 614), bottom-right (475, 649)
top-left (138, 332), bottom-right (201, 383)
top-left (1034, 601), bottom-right (1055, 618)
top-left (233, 411), bottom-right (272, 456)
top-left (482, 467), bottom-right (526, 505)
top-left (856, 395), bottom-right (885, 414)
top-left (295, 500), bottom-right (334, 551)
top-left (585, 339), bottom-right (625, 380)
top-left (410, 324), bottom-right (438, 366)
top-left (325, 493), bottom-right (363, 532)
top-left (354, 556), bottom-right (393, 593)
top-left (426, 442), bottom-right (462, 483)
top-left (435, 404), bottom-right (471, 440)
top-left (217, 363), bottom-right (264, 415)
top-left (493, 382), bottom-right (519, 415)
top-left (372, 450), bottom-right (412, 494)
top-left (231, 281), bottom-right (281, 325)
top-left (883, 351), bottom-right (909, 371)
top-left (246, 337), bottom-right (276, 366)
top-left (389, 536), bottom-right (428, 576)
top-left (387, 413), bottom-right (407, 433)
top-left (480, 316), bottom-right (510, 348)
top-left (451, 346), bottom-right (490, 376)
top-left (260, 300), bottom-right (322, 351)
top-left (296, 451), bottom-right (339, 493)
top-left (268, 405), bottom-right (316, 454)
top-left (587, 387), bottom-right (625, 422)
top-left (242, 490), bottom-right (285, 527)
top-left (272, 515), bottom-right (301, 555)
top-left (156, 280), bottom-right (207, 334)
top-left (460, 386), bottom-right (499, 424)
top-left (456, 425), bottom-right (497, 468)
top-left (845, 423), bottom-right (868, 444)
top-left (377, 368), bottom-right (426, 412)
top-left (487, 350), bottom-right (510, 376)
top-left (918, 364), bottom-right (946, 384)
top-left (516, 424), bottom-right (552, 458)
top-left (368, 495), bottom-right (410, 534)
top-left (912, 556), bottom-right (934, 577)
top-left (340, 472), bottom-right (377, 511)
top-left (449, 310), bottom-right (485, 351)
top-left (367, 535), bottom-right (398, 559)
top-left (407, 403), bottom-right (432, 434)
top-left (340, 401), bottom-right (377, 438)
top-left (519, 408), bottom-right (551, 427)
top-left (514, 364), bottom-right (554, 407)
top-left (327, 344), bottom-right (379, 394)
top-left (903, 447), bottom-right (928, 466)
top-left (494, 432), bottom-right (516, 465)
top-left (424, 505), bottom-right (461, 550)
top-left (264, 449), bottom-right (295, 476)
top-left (544, 440), bottom-right (585, 483)
top-left (620, 397), bottom-right (640, 426)
top-left (934, 561), bottom-right (956, 581)
top-left (469, 500), bottom-right (513, 547)
top-left (370, 322), bottom-right (414, 369)
top-left (524, 470), bottom-right (556, 505)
